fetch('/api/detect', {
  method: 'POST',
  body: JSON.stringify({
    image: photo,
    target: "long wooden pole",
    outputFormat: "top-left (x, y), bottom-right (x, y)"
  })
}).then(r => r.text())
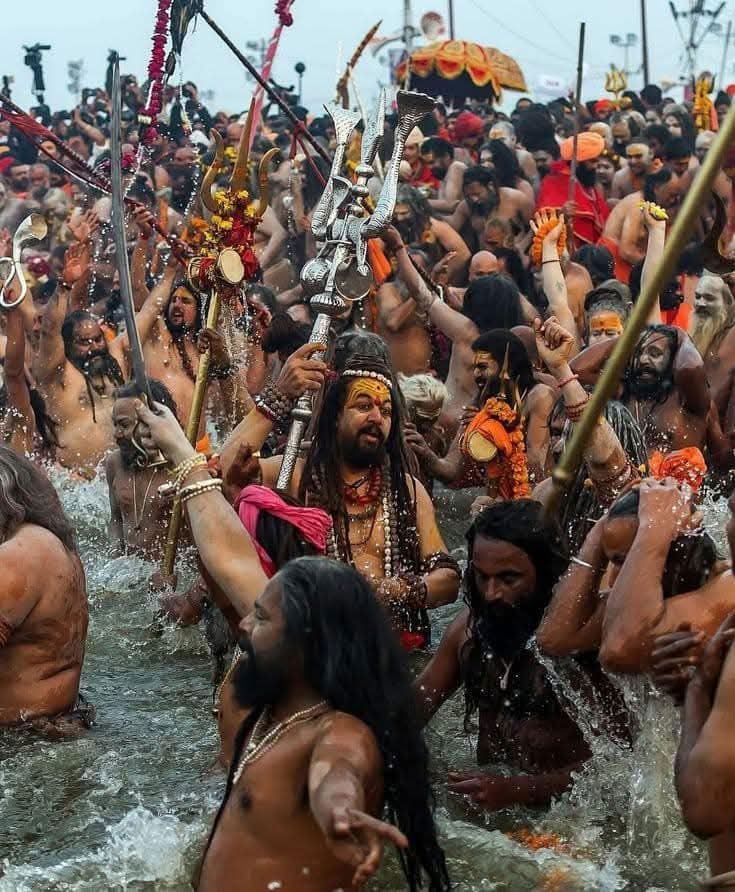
top-left (641, 0), bottom-right (650, 85)
top-left (162, 290), bottom-right (221, 576)
top-left (198, 9), bottom-right (331, 167)
top-left (567, 22), bottom-right (587, 209)
top-left (546, 101), bottom-right (735, 517)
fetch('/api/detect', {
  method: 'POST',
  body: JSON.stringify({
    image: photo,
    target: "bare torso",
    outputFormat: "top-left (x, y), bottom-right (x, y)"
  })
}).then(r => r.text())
top-left (105, 453), bottom-right (174, 559)
top-left (626, 391), bottom-right (707, 454)
top-left (374, 282), bottom-right (433, 376)
top-left (199, 711), bottom-right (381, 892)
top-left (0, 524), bottom-right (87, 724)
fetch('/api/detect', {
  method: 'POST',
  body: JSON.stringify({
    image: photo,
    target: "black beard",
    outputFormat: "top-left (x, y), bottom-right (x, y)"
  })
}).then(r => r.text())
top-left (394, 217), bottom-right (420, 244)
top-left (232, 634), bottom-right (289, 710)
top-left (165, 315), bottom-right (193, 339)
top-left (340, 424), bottom-right (387, 468)
top-left (577, 164), bottom-right (597, 188)
top-left (469, 195), bottom-right (499, 218)
top-left (70, 349), bottom-right (109, 378)
top-left (627, 370), bottom-right (669, 401)
top-left (475, 596), bottom-right (545, 661)
top-left (432, 166), bottom-right (446, 181)
top-left (118, 438), bottom-right (140, 469)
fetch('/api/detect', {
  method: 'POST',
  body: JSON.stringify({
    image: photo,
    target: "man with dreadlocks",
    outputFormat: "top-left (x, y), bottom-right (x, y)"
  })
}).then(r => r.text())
top-left (415, 500), bottom-right (623, 811)
top-left (33, 257), bottom-right (127, 474)
top-left (220, 347), bottom-right (461, 650)
top-left (574, 323), bottom-right (710, 458)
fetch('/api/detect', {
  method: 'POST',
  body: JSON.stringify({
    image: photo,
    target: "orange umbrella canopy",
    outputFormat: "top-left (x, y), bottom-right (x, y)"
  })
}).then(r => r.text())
top-left (396, 40), bottom-right (528, 101)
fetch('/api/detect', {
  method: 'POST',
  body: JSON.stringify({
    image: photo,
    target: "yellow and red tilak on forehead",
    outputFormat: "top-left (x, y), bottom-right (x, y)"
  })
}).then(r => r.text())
top-left (342, 370), bottom-right (392, 410)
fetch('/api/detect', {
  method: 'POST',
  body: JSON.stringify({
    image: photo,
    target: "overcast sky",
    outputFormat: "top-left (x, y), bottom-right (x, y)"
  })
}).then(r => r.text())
top-left (3, 0), bottom-right (733, 115)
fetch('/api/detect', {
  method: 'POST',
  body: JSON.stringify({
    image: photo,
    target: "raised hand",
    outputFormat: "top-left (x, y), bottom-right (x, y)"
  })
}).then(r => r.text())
top-left (530, 209), bottom-right (565, 247)
top-left (276, 341), bottom-right (327, 400)
top-left (68, 209), bottom-right (100, 243)
top-left (135, 400), bottom-right (195, 466)
top-left (636, 477), bottom-right (700, 539)
top-left (695, 611), bottom-right (735, 695)
top-left (197, 327), bottom-right (231, 366)
top-left (0, 228), bottom-right (11, 257)
top-left (132, 205), bottom-right (155, 240)
top-left (650, 623), bottom-right (705, 703)
top-left (533, 316), bottom-right (575, 374)
top-left (62, 241), bottom-right (91, 285)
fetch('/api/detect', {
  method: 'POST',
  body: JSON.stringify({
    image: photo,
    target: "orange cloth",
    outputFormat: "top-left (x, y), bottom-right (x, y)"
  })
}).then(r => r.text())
top-left (560, 131), bottom-right (605, 162)
top-left (649, 447), bottom-right (707, 492)
top-left (598, 236), bottom-right (631, 284)
top-left (367, 239), bottom-right (392, 287)
top-left (196, 433), bottom-right (212, 454)
top-left (661, 299), bottom-right (692, 331)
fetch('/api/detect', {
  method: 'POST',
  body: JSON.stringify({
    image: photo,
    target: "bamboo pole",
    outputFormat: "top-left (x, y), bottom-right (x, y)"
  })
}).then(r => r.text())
top-left (546, 101), bottom-right (735, 517)
top-left (162, 290), bottom-right (221, 576)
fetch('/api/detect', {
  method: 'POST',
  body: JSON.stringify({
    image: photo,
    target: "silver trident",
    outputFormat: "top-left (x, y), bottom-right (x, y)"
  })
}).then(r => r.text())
top-left (275, 88), bottom-right (435, 491)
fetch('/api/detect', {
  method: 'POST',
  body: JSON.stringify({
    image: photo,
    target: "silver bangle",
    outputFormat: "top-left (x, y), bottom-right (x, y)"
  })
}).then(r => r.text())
top-left (570, 555), bottom-right (603, 572)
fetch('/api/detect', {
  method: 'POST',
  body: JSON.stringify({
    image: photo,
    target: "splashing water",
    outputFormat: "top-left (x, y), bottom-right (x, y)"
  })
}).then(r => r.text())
top-left (0, 475), bottom-right (715, 889)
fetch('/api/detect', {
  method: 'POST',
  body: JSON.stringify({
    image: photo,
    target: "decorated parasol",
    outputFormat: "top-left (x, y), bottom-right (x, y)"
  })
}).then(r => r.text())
top-left (396, 39), bottom-right (527, 102)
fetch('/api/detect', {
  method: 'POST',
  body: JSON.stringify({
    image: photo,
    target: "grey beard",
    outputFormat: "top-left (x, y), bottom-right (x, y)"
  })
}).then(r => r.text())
top-left (689, 308), bottom-right (728, 357)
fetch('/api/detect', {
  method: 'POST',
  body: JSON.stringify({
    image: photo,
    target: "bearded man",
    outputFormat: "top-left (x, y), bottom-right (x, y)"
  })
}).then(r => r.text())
top-left (391, 184), bottom-right (470, 283)
top-left (106, 379), bottom-right (180, 559)
top-left (220, 348), bottom-right (460, 650)
top-left (573, 323), bottom-right (710, 456)
top-left (34, 287), bottom-right (127, 474)
top-left (0, 447), bottom-right (89, 728)
top-left (415, 501), bottom-right (624, 811)
top-left (611, 141), bottom-right (655, 199)
top-left (536, 132), bottom-right (610, 250)
top-left (688, 274), bottom-right (735, 425)
top-left (420, 136), bottom-right (466, 213)
top-left (446, 166), bottom-right (532, 253)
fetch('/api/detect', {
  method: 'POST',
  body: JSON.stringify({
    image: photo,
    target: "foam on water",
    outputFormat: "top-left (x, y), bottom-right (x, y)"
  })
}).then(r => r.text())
top-left (0, 473), bottom-right (718, 889)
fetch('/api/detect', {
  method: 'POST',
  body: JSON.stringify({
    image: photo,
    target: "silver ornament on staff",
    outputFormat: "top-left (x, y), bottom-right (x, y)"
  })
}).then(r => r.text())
top-left (0, 214), bottom-right (48, 308)
top-left (275, 88), bottom-right (435, 491)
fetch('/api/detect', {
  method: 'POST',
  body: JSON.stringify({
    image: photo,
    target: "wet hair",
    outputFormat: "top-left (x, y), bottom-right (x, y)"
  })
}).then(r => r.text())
top-left (555, 400), bottom-right (648, 553)
top-left (332, 330), bottom-right (391, 372)
top-left (585, 290), bottom-right (629, 321)
top-left (643, 166), bottom-right (674, 203)
top-left (261, 312), bottom-right (311, 356)
top-left (395, 184), bottom-right (432, 232)
top-left (492, 245), bottom-right (530, 293)
top-left (61, 310), bottom-right (125, 416)
top-left (516, 108), bottom-right (556, 152)
top-left (607, 489), bottom-right (718, 597)
top-left (245, 282), bottom-right (277, 315)
top-left (114, 378), bottom-right (179, 420)
top-left (623, 324), bottom-right (679, 404)
top-left (574, 244), bottom-right (615, 285)
top-left (641, 84), bottom-right (663, 106)
top-left (482, 138), bottom-right (521, 188)
top-left (253, 558), bottom-right (451, 890)
top-left (663, 136), bottom-right (691, 160)
top-left (462, 273), bottom-right (523, 332)
top-left (165, 280), bottom-right (203, 335)
top-left (462, 501), bottom-right (568, 723)
top-left (0, 445), bottom-right (76, 552)
top-left (421, 136), bottom-right (453, 159)
top-left (255, 494), bottom-right (322, 569)
top-left (471, 329), bottom-right (535, 397)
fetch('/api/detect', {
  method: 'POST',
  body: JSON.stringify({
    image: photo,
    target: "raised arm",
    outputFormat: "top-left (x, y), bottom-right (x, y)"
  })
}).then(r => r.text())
top-left (33, 285), bottom-right (71, 385)
top-left (1, 305), bottom-right (36, 456)
top-left (640, 205), bottom-right (664, 326)
top-left (257, 205), bottom-right (287, 270)
top-left (136, 402), bottom-right (267, 617)
top-left (431, 219), bottom-right (471, 282)
top-left (445, 198), bottom-right (471, 233)
top-left (413, 611), bottom-right (465, 725)
top-left (674, 333), bottom-right (710, 418)
top-left (529, 210), bottom-right (581, 352)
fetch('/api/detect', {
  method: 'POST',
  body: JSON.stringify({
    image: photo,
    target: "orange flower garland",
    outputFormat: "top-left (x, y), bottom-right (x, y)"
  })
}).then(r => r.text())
top-left (462, 397), bottom-right (531, 500)
top-left (531, 208), bottom-right (567, 267)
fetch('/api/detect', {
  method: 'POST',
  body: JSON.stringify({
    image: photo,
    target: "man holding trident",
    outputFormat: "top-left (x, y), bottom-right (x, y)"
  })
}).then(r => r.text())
top-left (219, 90), bottom-right (461, 648)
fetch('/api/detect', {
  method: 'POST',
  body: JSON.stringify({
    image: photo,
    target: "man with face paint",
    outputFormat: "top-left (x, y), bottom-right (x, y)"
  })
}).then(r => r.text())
top-left (220, 349), bottom-right (460, 649)
top-left (105, 379), bottom-right (181, 559)
top-left (611, 141), bottom-right (655, 200)
top-left (415, 500), bottom-right (624, 811)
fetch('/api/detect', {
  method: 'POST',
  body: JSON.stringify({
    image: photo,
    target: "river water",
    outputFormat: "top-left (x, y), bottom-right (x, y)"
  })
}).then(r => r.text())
top-left (0, 477), bottom-right (713, 891)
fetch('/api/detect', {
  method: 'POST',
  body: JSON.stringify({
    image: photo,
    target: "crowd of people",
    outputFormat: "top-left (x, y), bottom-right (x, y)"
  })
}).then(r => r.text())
top-left (3, 47), bottom-right (735, 890)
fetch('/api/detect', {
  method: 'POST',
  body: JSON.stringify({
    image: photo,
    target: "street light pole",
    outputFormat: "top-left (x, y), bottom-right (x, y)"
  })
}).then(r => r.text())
top-left (641, 0), bottom-right (650, 84)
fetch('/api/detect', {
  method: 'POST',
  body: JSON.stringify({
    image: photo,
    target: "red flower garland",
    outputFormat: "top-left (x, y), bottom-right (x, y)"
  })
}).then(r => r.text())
top-left (140, 0), bottom-right (172, 144)
top-left (275, 0), bottom-right (294, 26)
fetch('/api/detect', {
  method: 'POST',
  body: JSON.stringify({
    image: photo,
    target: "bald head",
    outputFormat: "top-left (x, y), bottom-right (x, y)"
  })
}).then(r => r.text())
top-left (469, 251), bottom-right (500, 281)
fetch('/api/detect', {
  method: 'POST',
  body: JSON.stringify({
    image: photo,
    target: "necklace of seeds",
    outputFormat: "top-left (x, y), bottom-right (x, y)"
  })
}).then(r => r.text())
top-left (232, 700), bottom-right (329, 784)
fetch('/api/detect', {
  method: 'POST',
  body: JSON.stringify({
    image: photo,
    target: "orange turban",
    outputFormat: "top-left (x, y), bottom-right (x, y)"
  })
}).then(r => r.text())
top-left (649, 447), bottom-right (707, 493)
top-left (560, 131), bottom-right (605, 162)
top-left (453, 111), bottom-right (484, 142)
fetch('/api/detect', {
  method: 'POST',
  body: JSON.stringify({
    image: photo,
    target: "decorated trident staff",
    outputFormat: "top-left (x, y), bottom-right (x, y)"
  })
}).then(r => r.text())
top-left (275, 88), bottom-right (435, 491)
top-left (161, 106), bottom-right (280, 575)
top-left (546, 100), bottom-right (735, 516)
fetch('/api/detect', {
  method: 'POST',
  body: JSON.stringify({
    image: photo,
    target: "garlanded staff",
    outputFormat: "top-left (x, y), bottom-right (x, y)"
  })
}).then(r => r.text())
top-left (161, 106), bottom-right (280, 574)
top-left (546, 100), bottom-right (735, 516)
top-left (275, 88), bottom-right (435, 491)
top-left (248, 0), bottom-right (296, 150)
top-left (335, 20), bottom-right (382, 108)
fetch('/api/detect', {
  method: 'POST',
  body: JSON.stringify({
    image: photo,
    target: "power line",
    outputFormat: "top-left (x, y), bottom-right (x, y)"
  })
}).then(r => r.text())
top-left (466, 0), bottom-right (574, 64)
top-left (525, 0), bottom-right (577, 55)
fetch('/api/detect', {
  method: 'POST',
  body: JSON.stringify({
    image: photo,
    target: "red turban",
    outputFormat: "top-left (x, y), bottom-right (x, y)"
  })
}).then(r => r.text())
top-left (453, 111), bottom-right (484, 142)
top-left (560, 131), bottom-right (605, 162)
top-left (594, 99), bottom-right (613, 116)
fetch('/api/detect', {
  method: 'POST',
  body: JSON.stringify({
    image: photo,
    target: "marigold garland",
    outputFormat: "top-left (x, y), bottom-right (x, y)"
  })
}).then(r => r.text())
top-left (531, 209), bottom-right (567, 267)
top-left (462, 397), bottom-right (531, 500)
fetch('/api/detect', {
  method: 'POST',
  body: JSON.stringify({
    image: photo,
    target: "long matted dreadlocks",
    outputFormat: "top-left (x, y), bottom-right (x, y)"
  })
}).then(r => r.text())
top-left (299, 352), bottom-right (421, 574)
